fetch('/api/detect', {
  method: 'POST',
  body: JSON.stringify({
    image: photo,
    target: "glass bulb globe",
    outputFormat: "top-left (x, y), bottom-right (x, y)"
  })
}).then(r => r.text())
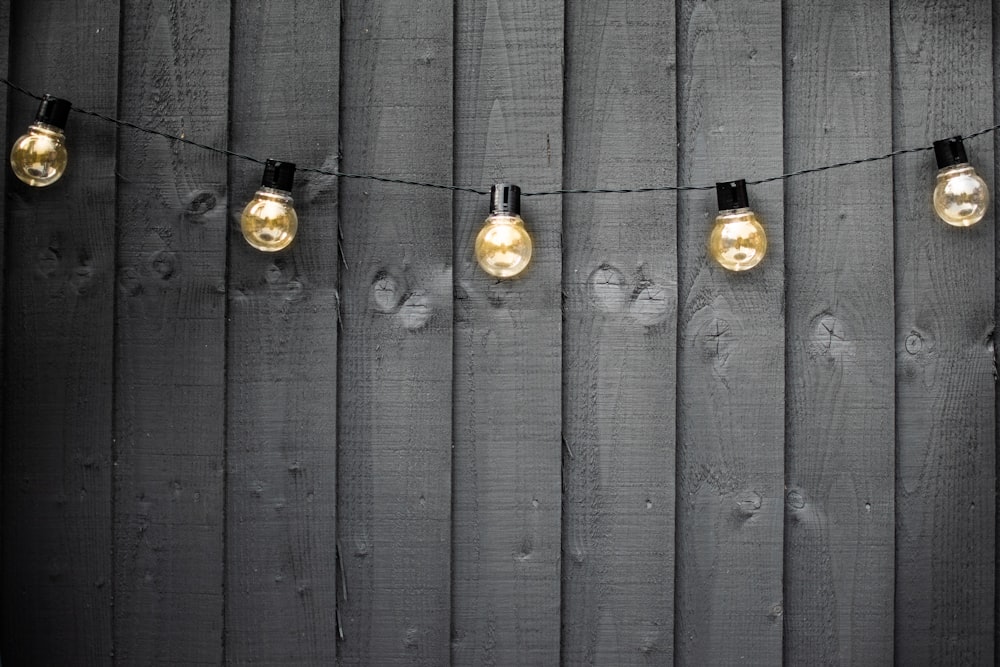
top-left (475, 213), bottom-right (532, 278)
top-left (708, 207), bottom-right (767, 271)
top-left (10, 123), bottom-right (68, 187)
top-left (241, 187), bottom-right (298, 252)
top-left (933, 164), bottom-right (989, 227)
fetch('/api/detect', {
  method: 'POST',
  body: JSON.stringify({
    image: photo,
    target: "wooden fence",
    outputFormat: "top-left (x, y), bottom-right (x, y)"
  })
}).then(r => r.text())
top-left (0, 0), bottom-right (996, 664)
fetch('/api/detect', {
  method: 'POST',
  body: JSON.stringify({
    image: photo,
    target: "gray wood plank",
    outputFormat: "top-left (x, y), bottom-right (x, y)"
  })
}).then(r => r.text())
top-left (113, 1), bottom-right (230, 662)
top-left (336, 0), bottom-right (453, 662)
top-left (225, 2), bottom-right (340, 663)
top-left (783, 1), bottom-right (895, 663)
top-left (451, 0), bottom-right (564, 664)
top-left (1, 1), bottom-right (118, 663)
top-left (0, 4), bottom-right (7, 654)
top-left (674, 1), bottom-right (785, 664)
top-left (892, 1), bottom-right (996, 664)
top-left (561, 1), bottom-right (677, 664)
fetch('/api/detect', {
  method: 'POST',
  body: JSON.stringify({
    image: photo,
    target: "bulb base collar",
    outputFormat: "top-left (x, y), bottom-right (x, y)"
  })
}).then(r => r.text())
top-left (35, 95), bottom-right (71, 130)
top-left (490, 183), bottom-right (521, 215)
top-left (262, 159), bottom-right (296, 192)
top-left (716, 179), bottom-right (749, 211)
top-left (934, 137), bottom-right (969, 169)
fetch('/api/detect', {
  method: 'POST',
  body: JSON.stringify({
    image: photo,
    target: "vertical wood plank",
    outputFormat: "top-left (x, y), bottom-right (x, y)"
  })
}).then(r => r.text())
top-left (114, 1), bottom-right (230, 662)
top-left (451, 0), bottom-right (564, 664)
top-left (893, 1), bottom-right (996, 664)
top-left (561, 1), bottom-right (676, 664)
top-left (0, 0), bottom-right (7, 391)
top-left (783, 0), bottom-right (895, 663)
top-left (337, 0), bottom-right (453, 662)
top-left (225, 1), bottom-right (340, 663)
top-left (674, 1), bottom-right (785, 664)
top-left (1, 1), bottom-right (118, 663)
top-left (0, 3), bottom-right (8, 631)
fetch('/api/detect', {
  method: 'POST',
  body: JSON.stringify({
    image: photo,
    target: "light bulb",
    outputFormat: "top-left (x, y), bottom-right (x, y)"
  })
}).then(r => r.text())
top-left (475, 183), bottom-right (532, 278)
top-left (10, 95), bottom-right (71, 187)
top-left (241, 159), bottom-right (298, 252)
top-left (708, 179), bottom-right (767, 272)
top-left (932, 137), bottom-right (989, 227)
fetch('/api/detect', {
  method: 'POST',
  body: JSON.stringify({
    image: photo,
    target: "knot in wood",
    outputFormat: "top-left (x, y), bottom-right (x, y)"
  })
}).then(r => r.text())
top-left (150, 251), bottom-right (177, 280)
top-left (734, 490), bottom-right (762, 517)
top-left (371, 270), bottom-right (404, 313)
top-left (628, 280), bottom-right (671, 325)
top-left (588, 264), bottom-right (626, 313)
top-left (184, 190), bottom-right (217, 221)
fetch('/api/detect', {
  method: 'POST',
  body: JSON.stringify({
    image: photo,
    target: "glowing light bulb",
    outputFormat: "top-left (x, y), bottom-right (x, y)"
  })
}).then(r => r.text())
top-left (241, 159), bottom-right (298, 252)
top-left (932, 137), bottom-right (989, 227)
top-left (475, 183), bottom-right (532, 278)
top-left (708, 179), bottom-right (767, 272)
top-left (10, 95), bottom-right (71, 187)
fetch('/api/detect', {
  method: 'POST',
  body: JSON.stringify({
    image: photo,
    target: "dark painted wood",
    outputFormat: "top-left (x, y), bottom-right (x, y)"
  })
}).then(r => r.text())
top-left (893, 1), bottom-right (996, 664)
top-left (783, 1), bottom-right (895, 663)
top-left (451, 0), bottom-right (564, 664)
top-left (1, 1), bottom-right (118, 664)
top-left (225, 1), bottom-right (340, 663)
top-left (996, 7), bottom-right (1000, 661)
top-left (113, 1), bottom-right (230, 662)
top-left (561, 1), bottom-right (677, 664)
top-left (0, 3), bottom-right (7, 649)
top-left (674, 1), bottom-right (785, 664)
top-left (336, 0), bottom-right (453, 663)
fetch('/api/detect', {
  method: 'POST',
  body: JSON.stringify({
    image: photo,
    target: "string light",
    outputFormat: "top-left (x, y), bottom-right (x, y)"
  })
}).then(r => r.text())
top-left (4, 78), bottom-right (999, 267)
top-left (708, 180), bottom-right (767, 271)
top-left (9, 94), bottom-right (71, 187)
top-left (931, 137), bottom-right (989, 227)
top-left (241, 160), bottom-right (298, 252)
top-left (475, 184), bottom-right (533, 278)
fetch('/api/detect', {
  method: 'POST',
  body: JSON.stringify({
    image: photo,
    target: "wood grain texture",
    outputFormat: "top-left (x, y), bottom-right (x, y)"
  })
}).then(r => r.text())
top-left (0, 5), bottom-right (7, 653)
top-left (892, 1), bottom-right (996, 664)
top-left (1, 1), bottom-right (118, 663)
top-left (451, 0), bottom-right (563, 664)
top-left (561, 1), bottom-right (676, 664)
top-left (225, 1), bottom-right (340, 663)
top-left (996, 5), bottom-right (1000, 660)
top-left (783, 1), bottom-right (895, 663)
top-left (674, 1), bottom-right (785, 664)
top-left (113, 1), bottom-right (229, 662)
top-left (336, 0), bottom-right (453, 663)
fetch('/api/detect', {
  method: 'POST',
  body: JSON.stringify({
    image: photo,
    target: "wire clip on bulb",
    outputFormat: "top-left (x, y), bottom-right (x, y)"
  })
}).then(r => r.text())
top-left (709, 180), bottom-right (767, 272)
top-left (10, 94), bottom-right (71, 187)
top-left (475, 183), bottom-right (533, 278)
top-left (932, 136), bottom-right (989, 227)
top-left (241, 159), bottom-right (298, 252)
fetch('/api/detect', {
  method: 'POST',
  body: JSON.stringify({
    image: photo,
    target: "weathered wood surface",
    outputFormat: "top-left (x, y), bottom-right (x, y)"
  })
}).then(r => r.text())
top-left (113, 1), bottom-right (230, 662)
top-left (561, 1), bottom-right (677, 664)
top-left (336, 0), bottom-right (454, 663)
top-left (0, 1), bottom-right (8, 656)
top-left (675, 1), bottom-right (786, 664)
top-left (1, 1), bottom-right (118, 664)
top-left (451, 0), bottom-right (564, 664)
top-left (892, 0), bottom-right (996, 664)
top-left (783, 1), bottom-right (896, 664)
top-left (225, 1), bottom-right (340, 663)
top-left (1, 2), bottom-right (1000, 665)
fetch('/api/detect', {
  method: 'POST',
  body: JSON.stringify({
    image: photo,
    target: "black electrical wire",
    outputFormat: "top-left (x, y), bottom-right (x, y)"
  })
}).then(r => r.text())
top-left (5, 77), bottom-right (997, 197)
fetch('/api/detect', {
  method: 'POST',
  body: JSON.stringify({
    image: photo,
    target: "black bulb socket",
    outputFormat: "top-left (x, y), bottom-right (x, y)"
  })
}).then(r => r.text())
top-left (261, 159), bottom-right (296, 192)
top-left (35, 95), bottom-right (72, 130)
top-left (490, 183), bottom-right (521, 216)
top-left (716, 179), bottom-right (750, 211)
top-left (934, 137), bottom-right (969, 169)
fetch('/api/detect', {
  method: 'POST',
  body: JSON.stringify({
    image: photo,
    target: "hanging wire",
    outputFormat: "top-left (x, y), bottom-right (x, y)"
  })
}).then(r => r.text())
top-left (5, 77), bottom-right (999, 197)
